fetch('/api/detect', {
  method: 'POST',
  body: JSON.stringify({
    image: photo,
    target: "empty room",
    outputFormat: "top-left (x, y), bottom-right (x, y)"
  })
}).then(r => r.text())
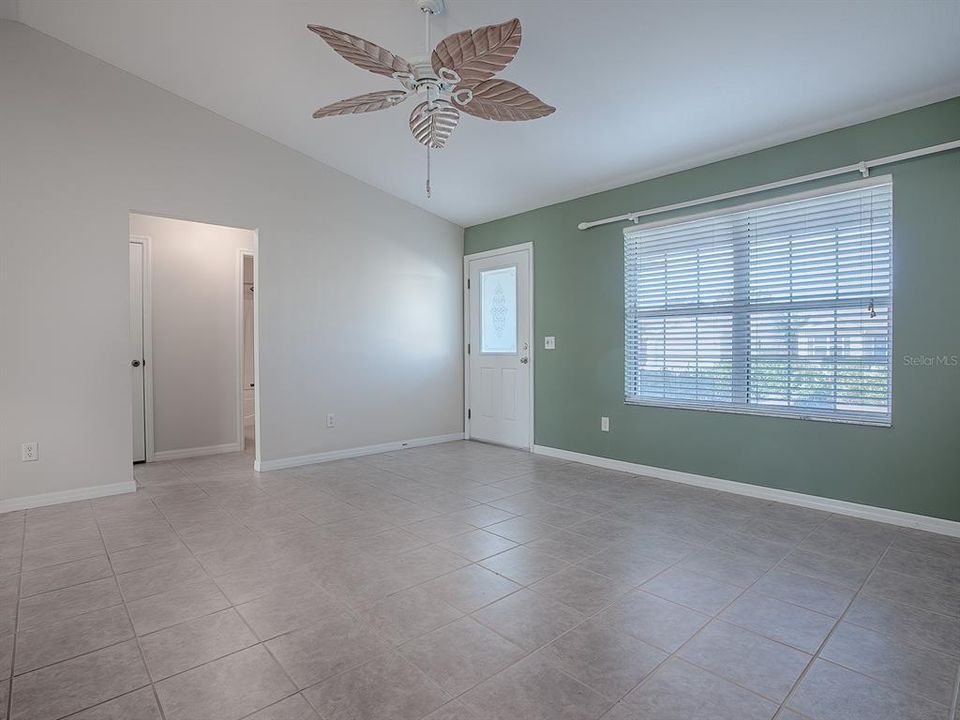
top-left (0, 1), bottom-right (958, 720)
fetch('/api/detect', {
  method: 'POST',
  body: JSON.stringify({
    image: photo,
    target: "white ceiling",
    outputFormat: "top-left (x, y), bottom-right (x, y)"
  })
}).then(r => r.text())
top-left (10, 0), bottom-right (960, 226)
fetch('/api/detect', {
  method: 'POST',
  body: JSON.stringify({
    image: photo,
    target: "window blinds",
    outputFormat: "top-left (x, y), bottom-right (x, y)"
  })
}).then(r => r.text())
top-left (624, 179), bottom-right (892, 425)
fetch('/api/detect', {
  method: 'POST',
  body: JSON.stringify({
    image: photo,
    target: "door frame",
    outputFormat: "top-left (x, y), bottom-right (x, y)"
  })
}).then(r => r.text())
top-left (237, 248), bottom-right (256, 452)
top-left (463, 242), bottom-right (534, 450)
top-left (129, 235), bottom-right (156, 462)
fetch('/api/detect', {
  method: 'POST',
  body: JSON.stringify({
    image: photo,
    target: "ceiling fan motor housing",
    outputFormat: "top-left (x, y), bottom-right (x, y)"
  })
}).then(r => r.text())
top-left (416, 0), bottom-right (445, 15)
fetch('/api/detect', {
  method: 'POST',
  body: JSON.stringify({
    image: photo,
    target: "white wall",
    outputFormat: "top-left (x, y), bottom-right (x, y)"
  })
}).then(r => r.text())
top-left (0, 20), bottom-right (464, 506)
top-left (130, 214), bottom-right (254, 456)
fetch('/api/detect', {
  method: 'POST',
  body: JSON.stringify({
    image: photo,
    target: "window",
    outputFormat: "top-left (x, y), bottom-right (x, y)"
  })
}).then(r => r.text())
top-left (624, 180), bottom-right (892, 425)
top-left (480, 266), bottom-right (518, 353)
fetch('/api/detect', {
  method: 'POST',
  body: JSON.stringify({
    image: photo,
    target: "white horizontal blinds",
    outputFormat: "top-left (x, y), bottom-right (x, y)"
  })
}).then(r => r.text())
top-left (625, 181), bottom-right (892, 424)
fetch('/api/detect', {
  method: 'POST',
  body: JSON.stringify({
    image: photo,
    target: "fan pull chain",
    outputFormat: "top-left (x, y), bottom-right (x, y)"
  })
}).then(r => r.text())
top-left (426, 143), bottom-right (431, 198)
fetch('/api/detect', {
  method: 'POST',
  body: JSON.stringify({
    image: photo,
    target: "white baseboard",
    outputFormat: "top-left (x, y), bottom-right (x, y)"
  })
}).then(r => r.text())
top-left (533, 444), bottom-right (960, 538)
top-left (152, 442), bottom-right (243, 462)
top-left (0, 480), bottom-right (137, 514)
top-left (255, 433), bottom-right (465, 472)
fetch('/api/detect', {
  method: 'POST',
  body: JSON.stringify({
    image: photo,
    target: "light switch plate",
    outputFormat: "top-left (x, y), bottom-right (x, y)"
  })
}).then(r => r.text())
top-left (544, 336), bottom-right (556, 349)
top-left (601, 417), bottom-right (610, 432)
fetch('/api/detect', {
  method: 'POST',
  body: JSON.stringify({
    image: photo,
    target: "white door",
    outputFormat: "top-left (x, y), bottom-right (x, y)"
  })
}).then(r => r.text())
top-left (467, 246), bottom-right (532, 448)
top-left (129, 242), bottom-right (146, 462)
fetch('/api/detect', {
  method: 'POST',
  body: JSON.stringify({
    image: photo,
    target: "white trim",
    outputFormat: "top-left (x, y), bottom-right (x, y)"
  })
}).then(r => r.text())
top-left (129, 234), bottom-right (155, 462)
top-left (254, 433), bottom-right (465, 472)
top-left (152, 442), bottom-right (243, 462)
top-left (0, 481), bottom-right (137, 514)
top-left (251, 230), bottom-right (262, 470)
top-left (532, 444), bottom-right (960, 538)
top-left (463, 242), bottom-right (535, 451)
top-left (578, 139), bottom-right (960, 230)
top-left (237, 248), bottom-right (255, 452)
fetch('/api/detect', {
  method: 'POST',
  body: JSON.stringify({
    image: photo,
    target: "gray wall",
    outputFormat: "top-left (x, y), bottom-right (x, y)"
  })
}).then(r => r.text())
top-left (466, 98), bottom-right (960, 522)
top-left (0, 21), bottom-right (464, 506)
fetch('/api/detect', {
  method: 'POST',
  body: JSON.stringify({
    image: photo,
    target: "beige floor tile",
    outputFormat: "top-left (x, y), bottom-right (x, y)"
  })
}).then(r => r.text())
top-left (479, 545), bottom-right (570, 586)
top-left (10, 640), bottom-right (149, 720)
top-left (786, 659), bottom-right (946, 720)
top-left (473, 589), bottom-right (582, 651)
top-left (264, 611), bottom-right (390, 689)
top-left (139, 608), bottom-right (257, 680)
top-left (20, 555), bottom-right (113, 598)
top-left (540, 617), bottom-right (667, 701)
top-left (357, 585), bottom-right (463, 645)
top-left (65, 687), bottom-right (163, 719)
top-left (303, 652), bottom-right (448, 720)
top-left (116, 557), bottom-right (209, 602)
top-left (461, 653), bottom-right (611, 720)
top-left (530, 566), bottom-right (629, 615)
top-left (15, 604), bottom-right (133, 674)
top-left (641, 567), bottom-right (741, 616)
top-left (235, 584), bottom-right (342, 640)
top-left (244, 693), bottom-right (320, 719)
top-left (616, 657), bottom-right (777, 720)
top-left (17, 577), bottom-right (122, 631)
top-left (126, 579), bottom-right (229, 635)
top-left (155, 645), bottom-right (295, 720)
top-left (677, 620), bottom-right (811, 702)
top-left (596, 590), bottom-right (709, 653)
top-left (399, 617), bottom-right (525, 695)
top-left (422, 565), bottom-right (521, 613)
top-left (438, 530), bottom-right (518, 563)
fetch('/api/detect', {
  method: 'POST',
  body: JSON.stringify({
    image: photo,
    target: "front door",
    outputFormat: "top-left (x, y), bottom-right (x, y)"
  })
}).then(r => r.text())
top-left (466, 246), bottom-right (532, 448)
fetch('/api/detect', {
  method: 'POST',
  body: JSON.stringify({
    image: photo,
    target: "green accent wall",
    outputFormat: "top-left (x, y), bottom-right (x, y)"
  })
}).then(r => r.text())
top-left (465, 98), bottom-right (960, 522)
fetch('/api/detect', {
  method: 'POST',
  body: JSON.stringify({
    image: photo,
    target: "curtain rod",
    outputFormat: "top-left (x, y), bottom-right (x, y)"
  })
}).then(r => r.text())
top-left (577, 139), bottom-right (960, 231)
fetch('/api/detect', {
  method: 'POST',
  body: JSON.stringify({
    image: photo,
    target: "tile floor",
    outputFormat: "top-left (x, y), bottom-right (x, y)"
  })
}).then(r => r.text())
top-left (1, 440), bottom-right (958, 720)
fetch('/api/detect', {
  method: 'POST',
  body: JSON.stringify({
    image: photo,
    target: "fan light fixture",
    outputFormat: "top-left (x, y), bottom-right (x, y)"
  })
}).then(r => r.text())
top-left (308, 0), bottom-right (555, 198)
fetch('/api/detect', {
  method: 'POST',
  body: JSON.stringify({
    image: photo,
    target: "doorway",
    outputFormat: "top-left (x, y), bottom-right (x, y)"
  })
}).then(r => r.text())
top-left (464, 243), bottom-right (534, 449)
top-left (128, 214), bottom-right (256, 463)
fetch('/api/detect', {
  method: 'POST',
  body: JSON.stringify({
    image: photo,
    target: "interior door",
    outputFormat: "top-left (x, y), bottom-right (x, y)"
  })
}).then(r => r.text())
top-left (129, 242), bottom-right (146, 463)
top-left (467, 247), bottom-right (531, 448)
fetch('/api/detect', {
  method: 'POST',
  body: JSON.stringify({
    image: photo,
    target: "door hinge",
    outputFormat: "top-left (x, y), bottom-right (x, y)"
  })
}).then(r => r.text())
top-left (467, 278), bottom-right (470, 290)
top-left (467, 408), bottom-right (471, 419)
top-left (467, 343), bottom-right (471, 354)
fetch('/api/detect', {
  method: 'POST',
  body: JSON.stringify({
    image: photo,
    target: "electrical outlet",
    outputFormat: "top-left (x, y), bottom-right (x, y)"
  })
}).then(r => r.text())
top-left (326, 413), bottom-right (336, 428)
top-left (21, 442), bottom-right (39, 461)
top-left (600, 417), bottom-right (610, 432)
top-left (544, 336), bottom-right (556, 349)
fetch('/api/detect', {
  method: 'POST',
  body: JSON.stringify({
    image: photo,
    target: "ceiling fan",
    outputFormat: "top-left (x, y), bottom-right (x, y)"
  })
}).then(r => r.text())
top-left (308, 0), bottom-right (555, 197)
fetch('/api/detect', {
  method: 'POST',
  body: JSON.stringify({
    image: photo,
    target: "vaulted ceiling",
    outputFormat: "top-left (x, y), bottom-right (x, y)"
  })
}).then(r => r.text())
top-left (9, 0), bottom-right (960, 226)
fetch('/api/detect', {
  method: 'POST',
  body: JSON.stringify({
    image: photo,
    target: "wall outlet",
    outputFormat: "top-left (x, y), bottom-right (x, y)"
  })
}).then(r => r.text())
top-left (326, 413), bottom-right (336, 428)
top-left (544, 336), bottom-right (556, 350)
top-left (600, 417), bottom-right (610, 432)
top-left (22, 442), bottom-right (39, 461)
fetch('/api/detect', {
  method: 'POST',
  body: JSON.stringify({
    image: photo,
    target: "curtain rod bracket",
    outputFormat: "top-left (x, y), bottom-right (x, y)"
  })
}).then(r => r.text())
top-left (858, 161), bottom-right (870, 178)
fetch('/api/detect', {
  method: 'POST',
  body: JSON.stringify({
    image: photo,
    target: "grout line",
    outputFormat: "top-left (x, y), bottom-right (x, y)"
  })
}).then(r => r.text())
top-left (8, 446), bottom-right (957, 720)
top-left (93, 501), bottom-right (169, 720)
top-left (4, 511), bottom-right (27, 720)
top-left (773, 536), bottom-right (895, 717)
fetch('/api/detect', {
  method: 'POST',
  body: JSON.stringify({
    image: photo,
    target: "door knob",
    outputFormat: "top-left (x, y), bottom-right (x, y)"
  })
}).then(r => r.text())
top-left (520, 356), bottom-right (529, 364)
top-left (131, 360), bottom-right (142, 368)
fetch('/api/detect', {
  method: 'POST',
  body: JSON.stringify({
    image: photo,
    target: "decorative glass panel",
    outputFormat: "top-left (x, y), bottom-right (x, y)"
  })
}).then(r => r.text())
top-left (481, 266), bottom-right (517, 353)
